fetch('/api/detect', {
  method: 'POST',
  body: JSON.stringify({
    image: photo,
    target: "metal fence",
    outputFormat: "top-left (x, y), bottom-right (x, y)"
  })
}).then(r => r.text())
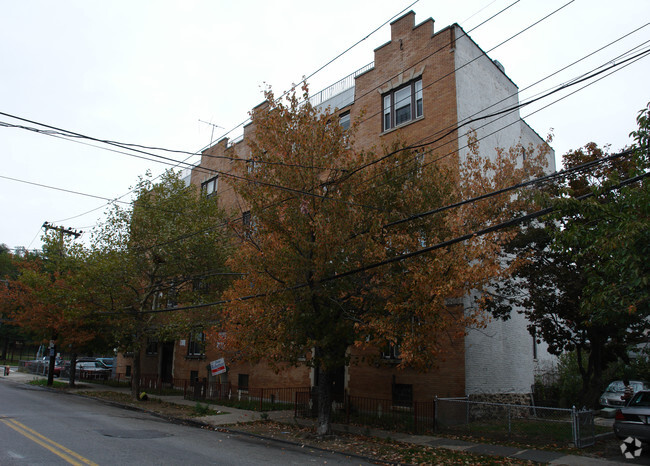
top-left (435, 397), bottom-right (598, 448)
top-left (18, 359), bottom-right (51, 376)
top-left (308, 62), bottom-right (374, 108)
top-left (186, 381), bottom-right (309, 412)
top-left (13, 362), bottom-right (602, 448)
top-left (295, 392), bottom-right (435, 434)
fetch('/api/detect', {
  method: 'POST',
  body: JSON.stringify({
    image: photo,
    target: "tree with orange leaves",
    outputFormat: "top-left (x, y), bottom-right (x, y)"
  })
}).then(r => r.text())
top-left (220, 86), bottom-right (551, 435)
top-left (0, 232), bottom-right (108, 386)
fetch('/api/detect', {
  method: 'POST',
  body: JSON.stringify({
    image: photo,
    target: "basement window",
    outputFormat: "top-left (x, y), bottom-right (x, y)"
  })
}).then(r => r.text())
top-left (238, 373), bottom-right (249, 392)
top-left (392, 383), bottom-right (413, 407)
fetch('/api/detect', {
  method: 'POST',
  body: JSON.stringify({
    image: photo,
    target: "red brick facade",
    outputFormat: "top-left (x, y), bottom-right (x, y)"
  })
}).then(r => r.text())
top-left (123, 11), bottom-right (546, 402)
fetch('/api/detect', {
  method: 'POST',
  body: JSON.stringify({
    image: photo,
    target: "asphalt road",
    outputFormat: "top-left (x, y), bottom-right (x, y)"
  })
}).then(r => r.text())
top-left (0, 382), bottom-right (370, 465)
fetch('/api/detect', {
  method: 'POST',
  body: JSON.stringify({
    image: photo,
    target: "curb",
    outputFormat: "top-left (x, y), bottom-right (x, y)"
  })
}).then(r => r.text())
top-left (68, 389), bottom-right (392, 465)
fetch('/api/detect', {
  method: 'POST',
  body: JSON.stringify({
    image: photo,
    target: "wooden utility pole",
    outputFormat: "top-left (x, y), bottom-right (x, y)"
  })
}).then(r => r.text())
top-left (41, 222), bottom-right (82, 386)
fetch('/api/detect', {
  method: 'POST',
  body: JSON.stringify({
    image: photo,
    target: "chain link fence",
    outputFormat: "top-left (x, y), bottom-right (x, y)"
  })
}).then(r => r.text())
top-left (435, 397), bottom-right (601, 448)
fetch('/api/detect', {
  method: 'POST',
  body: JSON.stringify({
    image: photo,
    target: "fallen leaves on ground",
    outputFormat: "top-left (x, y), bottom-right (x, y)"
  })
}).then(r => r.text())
top-left (232, 421), bottom-right (533, 465)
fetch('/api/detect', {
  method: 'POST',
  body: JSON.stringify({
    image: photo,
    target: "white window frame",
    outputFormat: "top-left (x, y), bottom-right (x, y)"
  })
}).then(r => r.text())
top-left (201, 176), bottom-right (218, 197)
top-left (382, 78), bottom-right (423, 131)
top-left (381, 343), bottom-right (401, 360)
top-left (187, 331), bottom-right (206, 357)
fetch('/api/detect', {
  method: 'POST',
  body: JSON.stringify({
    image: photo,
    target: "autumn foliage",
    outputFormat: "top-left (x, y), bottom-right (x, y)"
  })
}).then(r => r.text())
top-left (0, 237), bottom-right (99, 357)
top-left (218, 86), bottom-right (550, 434)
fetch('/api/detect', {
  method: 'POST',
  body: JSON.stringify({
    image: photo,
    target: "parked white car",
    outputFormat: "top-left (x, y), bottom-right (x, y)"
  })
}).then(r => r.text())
top-left (600, 380), bottom-right (649, 408)
top-left (76, 360), bottom-right (111, 380)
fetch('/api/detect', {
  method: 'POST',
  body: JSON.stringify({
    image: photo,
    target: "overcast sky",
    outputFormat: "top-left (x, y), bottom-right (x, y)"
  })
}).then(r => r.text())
top-left (1, 0), bottom-right (648, 252)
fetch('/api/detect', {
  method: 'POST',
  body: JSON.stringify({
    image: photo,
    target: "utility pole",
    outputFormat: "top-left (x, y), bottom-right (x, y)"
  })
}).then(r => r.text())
top-left (42, 222), bottom-right (82, 240)
top-left (41, 222), bottom-right (82, 387)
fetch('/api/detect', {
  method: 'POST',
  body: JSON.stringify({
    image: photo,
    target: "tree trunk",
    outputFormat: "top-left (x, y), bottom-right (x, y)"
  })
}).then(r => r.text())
top-left (131, 347), bottom-right (142, 399)
top-left (316, 365), bottom-right (332, 437)
top-left (1, 337), bottom-right (8, 360)
top-left (131, 315), bottom-right (144, 400)
top-left (46, 343), bottom-right (56, 387)
top-left (68, 353), bottom-right (77, 387)
top-left (585, 344), bottom-right (605, 408)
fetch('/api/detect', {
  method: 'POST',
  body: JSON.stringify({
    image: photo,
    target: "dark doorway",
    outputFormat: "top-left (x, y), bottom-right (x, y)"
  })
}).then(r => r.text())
top-left (331, 366), bottom-right (346, 403)
top-left (313, 366), bottom-right (346, 403)
top-left (160, 342), bottom-right (174, 383)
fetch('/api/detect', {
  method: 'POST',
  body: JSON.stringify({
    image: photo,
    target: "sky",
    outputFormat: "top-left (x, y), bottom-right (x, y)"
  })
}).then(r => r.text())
top-left (1, 0), bottom-right (648, 252)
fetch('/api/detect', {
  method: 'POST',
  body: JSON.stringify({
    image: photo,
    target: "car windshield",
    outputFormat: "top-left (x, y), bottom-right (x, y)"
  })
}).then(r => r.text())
top-left (606, 381), bottom-right (625, 392)
top-left (629, 392), bottom-right (650, 407)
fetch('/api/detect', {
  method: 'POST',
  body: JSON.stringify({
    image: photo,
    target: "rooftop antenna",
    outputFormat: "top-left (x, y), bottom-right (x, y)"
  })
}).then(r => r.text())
top-left (198, 119), bottom-right (224, 148)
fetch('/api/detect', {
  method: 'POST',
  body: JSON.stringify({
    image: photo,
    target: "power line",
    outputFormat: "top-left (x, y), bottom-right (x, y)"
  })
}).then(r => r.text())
top-left (383, 148), bottom-right (636, 229)
top-left (108, 164), bottom-right (649, 316)
top-left (84, 43), bottom-right (650, 255)
top-left (416, 24), bottom-right (649, 153)
top-left (0, 2), bottom-right (553, 216)
top-left (333, 46), bottom-right (650, 188)
top-left (0, 173), bottom-right (133, 205)
top-left (3, 13), bottom-right (644, 244)
top-left (202, 1), bottom-right (423, 149)
top-left (335, 0), bottom-right (567, 136)
top-left (69, 44), bottom-right (650, 255)
top-left (0, 115), bottom-right (388, 212)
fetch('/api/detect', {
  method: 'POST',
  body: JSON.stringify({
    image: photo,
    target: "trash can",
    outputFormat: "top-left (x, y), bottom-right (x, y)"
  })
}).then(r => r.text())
top-left (3, 366), bottom-right (9, 376)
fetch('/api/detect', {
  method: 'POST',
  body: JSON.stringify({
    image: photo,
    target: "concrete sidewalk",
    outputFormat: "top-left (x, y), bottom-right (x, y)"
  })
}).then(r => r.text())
top-left (1, 367), bottom-right (629, 465)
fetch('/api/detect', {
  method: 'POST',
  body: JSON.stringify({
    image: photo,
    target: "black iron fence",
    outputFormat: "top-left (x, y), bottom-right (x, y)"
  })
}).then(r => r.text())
top-left (295, 392), bottom-right (435, 434)
top-left (185, 381), bottom-right (310, 412)
top-left (13, 363), bottom-right (605, 448)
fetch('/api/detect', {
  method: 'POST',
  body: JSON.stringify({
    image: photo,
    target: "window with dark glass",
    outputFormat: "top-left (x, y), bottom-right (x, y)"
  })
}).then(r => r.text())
top-left (339, 111), bottom-right (351, 131)
top-left (242, 210), bottom-right (256, 239)
top-left (238, 373), bottom-right (249, 391)
top-left (201, 176), bottom-right (218, 197)
top-left (392, 383), bottom-right (413, 407)
top-left (381, 343), bottom-right (401, 360)
top-left (146, 338), bottom-right (158, 355)
top-left (187, 331), bottom-right (206, 356)
top-left (382, 78), bottom-right (423, 131)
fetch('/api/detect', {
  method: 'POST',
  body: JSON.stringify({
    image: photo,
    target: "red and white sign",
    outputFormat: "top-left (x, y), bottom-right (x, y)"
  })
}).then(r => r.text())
top-left (210, 358), bottom-right (226, 376)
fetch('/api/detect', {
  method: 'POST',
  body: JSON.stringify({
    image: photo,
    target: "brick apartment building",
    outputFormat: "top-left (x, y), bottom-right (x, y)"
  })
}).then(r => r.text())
top-left (123, 11), bottom-right (556, 404)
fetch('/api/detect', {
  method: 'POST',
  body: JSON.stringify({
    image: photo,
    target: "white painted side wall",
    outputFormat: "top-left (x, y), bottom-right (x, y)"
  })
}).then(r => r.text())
top-left (453, 26), bottom-right (523, 165)
top-left (464, 294), bottom-right (556, 394)
top-left (453, 26), bottom-right (556, 394)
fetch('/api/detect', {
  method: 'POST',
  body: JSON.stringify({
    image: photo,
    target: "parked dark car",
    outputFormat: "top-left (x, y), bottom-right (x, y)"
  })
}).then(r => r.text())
top-left (614, 390), bottom-right (650, 442)
top-left (600, 380), bottom-right (649, 408)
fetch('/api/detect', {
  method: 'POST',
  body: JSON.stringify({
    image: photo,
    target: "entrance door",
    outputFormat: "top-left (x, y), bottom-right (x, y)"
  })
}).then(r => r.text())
top-left (160, 342), bottom-right (174, 383)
